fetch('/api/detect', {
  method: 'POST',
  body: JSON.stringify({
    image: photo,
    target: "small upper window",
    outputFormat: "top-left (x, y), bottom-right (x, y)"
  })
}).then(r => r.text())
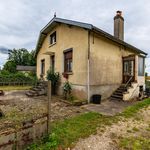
top-left (50, 31), bottom-right (56, 45)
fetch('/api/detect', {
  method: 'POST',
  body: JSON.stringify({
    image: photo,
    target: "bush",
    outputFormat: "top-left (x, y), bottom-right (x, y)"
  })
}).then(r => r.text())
top-left (0, 72), bottom-right (37, 85)
top-left (46, 68), bottom-right (60, 94)
top-left (63, 81), bottom-right (72, 100)
top-left (146, 80), bottom-right (150, 88)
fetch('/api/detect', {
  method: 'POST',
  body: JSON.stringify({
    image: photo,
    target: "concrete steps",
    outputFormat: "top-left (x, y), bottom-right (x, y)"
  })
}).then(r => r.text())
top-left (26, 82), bottom-right (47, 97)
top-left (110, 84), bottom-right (128, 101)
top-left (110, 82), bottom-right (138, 101)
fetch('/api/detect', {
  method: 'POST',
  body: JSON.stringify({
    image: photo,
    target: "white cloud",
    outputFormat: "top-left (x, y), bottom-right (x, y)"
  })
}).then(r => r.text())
top-left (0, 53), bottom-right (8, 68)
top-left (0, 0), bottom-right (150, 72)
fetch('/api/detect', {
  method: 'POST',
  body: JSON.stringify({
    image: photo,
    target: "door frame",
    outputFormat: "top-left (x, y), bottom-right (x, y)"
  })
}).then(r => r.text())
top-left (50, 55), bottom-right (55, 71)
top-left (122, 55), bottom-right (135, 83)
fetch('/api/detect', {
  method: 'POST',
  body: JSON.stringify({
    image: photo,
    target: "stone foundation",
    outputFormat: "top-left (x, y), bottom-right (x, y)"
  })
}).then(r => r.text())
top-left (90, 84), bottom-right (120, 100)
top-left (57, 83), bottom-right (87, 100)
top-left (57, 83), bottom-right (120, 101)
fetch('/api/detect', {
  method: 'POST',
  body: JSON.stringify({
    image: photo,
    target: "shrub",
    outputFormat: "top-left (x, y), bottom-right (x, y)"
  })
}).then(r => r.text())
top-left (63, 81), bottom-right (72, 100)
top-left (0, 72), bottom-right (37, 85)
top-left (46, 68), bottom-right (60, 94)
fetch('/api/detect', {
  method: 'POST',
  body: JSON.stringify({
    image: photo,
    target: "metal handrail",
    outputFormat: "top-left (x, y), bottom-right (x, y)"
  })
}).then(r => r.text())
top-left (125, 76), bottom-right (133, 88)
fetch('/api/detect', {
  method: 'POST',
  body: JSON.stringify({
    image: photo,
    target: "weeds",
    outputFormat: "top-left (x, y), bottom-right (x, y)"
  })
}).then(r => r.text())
top-left (27, 98), bottom-right (150, 149)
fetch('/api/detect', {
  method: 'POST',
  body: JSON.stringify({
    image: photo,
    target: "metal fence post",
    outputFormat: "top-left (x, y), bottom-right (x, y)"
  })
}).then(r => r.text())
top-left (47, 80), bottom-right (51, 134)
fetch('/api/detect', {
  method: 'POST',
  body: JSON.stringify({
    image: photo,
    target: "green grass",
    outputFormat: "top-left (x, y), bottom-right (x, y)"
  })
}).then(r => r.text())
top-left (0, 85), bottom-right (32, 91)
top-left (120, 98), bottom-right (150, 118)
top-left (119, 137), bottom-right (150, 150)
top-left (27, 98), bottom-right (150, 150)
top-left (27, 113), bottom-right (117, 150)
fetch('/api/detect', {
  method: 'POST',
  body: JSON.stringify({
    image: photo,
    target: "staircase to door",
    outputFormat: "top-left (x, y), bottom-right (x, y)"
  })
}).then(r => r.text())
top-left (110, 84), bottom-right (128, 101)
top-left (110, 55), bottom-right (136, 101)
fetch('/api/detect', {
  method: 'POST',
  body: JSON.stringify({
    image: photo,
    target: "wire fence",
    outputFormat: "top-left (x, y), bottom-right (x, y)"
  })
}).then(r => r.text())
top-left (0, 81), bottom-right (37, 86)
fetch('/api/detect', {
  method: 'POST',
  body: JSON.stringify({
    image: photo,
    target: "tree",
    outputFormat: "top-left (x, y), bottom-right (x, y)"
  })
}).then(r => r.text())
top-left (145, 72), bottom-right (148, 77)
top-left (2, 48), bottom-right (36, 73)
top-left (3, 61), bottom-right (16, 73)
top-left (8, 48), bottom-right (36, 66)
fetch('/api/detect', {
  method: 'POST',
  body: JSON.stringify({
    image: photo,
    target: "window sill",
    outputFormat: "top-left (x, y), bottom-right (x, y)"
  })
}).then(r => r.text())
top-left (62, 72), bottom-right (73, 75)
top-left (49, 42), bottom-right (56, 47)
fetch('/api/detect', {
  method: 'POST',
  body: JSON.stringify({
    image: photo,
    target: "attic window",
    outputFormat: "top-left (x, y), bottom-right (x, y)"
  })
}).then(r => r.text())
top-left (50, 31), bottom-right (56, 45)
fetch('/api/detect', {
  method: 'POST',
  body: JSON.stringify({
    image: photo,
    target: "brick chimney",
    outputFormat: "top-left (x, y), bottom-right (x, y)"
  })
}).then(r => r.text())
top-left (114, 11), bottom-right (124, 40)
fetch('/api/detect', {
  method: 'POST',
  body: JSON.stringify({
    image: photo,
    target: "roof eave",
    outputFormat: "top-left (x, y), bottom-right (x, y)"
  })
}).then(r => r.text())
top-left (35, 17), bottom-right (148, 57)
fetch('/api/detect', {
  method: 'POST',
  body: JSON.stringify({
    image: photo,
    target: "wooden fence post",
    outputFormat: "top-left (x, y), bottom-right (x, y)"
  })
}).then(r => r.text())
top-left (47, 80), bottom-right (51, 134)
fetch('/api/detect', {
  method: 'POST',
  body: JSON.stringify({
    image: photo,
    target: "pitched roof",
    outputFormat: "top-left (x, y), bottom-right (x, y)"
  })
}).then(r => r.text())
top-left (16, 65), bottom-right (36, 71)
top-left (35, 17), bottom-right (147, 56)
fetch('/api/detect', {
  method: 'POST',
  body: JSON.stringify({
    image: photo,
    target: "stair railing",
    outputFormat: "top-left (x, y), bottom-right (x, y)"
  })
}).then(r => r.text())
top-left (125, 76), bottom-right (133, 88)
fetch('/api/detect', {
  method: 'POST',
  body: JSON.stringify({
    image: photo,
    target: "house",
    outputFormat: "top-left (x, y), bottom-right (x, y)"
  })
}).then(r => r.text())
top-left (35, 11), bottom-right (147, 102)
top-left (16, 65), bottom-right (36, 72)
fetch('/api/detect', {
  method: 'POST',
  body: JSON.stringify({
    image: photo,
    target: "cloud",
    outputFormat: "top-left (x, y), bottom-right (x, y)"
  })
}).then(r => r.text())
top-left (0, 0), bottom-right (150, 72)
top-left (0, 53), bottom-right (8, 69)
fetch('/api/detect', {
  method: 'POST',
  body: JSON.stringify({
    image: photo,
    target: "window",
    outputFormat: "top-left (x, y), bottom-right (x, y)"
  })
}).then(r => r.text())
top-left (123, 60), bottom-right (134, 76)
top-left (50, 31), bottom-right (56, 45)
top-left (41, 59), bottom-right (45, 75)
top-left (138, 56), bottom-right (145, 76)
top-left (64, 50), bottom-right (73, 73)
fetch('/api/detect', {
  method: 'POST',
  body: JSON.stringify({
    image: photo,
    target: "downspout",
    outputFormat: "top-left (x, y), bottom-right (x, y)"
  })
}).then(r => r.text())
top-left (87, 30), bottom-right (91, 103)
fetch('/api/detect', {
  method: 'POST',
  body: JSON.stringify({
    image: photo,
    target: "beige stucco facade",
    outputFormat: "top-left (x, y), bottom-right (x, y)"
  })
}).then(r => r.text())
top-left (36, 23), bottom-right (145, 101)
top-left (88, 33), bottom-right (145, 100)
top-left (37, 24), bottom-right (89, 99)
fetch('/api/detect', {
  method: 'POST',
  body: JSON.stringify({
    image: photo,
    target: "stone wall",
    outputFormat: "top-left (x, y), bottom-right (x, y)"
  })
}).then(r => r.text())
top-left (0, 115), bottom-right (48, 150)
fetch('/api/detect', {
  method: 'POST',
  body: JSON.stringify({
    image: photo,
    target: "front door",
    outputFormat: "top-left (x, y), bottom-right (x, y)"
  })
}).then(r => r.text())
top-left (123, 56), bottom-right (135, 83)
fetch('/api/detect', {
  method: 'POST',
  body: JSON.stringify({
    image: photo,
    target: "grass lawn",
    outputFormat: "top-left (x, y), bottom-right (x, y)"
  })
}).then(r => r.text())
top-left (0, 85), bottom-right (32, 91)
top-left (119, 136), bottom-right (150, 150)
top-left (27, 98), bottom-right (150, 150)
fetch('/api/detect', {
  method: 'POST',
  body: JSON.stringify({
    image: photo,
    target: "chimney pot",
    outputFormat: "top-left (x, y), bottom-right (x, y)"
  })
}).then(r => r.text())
top-left (116, 10), bottom-right (122, 16)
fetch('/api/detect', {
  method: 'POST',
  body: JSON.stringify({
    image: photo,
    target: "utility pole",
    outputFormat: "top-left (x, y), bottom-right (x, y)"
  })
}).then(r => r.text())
top-left (47, 80), bottom-right (51, 134)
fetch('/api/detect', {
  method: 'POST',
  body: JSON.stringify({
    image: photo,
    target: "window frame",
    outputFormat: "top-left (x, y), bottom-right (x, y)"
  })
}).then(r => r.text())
top-left (138, 56), bottom-right (145, 76)
top-left (41, 59), bottom-right (45, 75)
top-left (50, 31), bottom-right (56, 45)
top-left (64, 48), bottom-right (73, 73)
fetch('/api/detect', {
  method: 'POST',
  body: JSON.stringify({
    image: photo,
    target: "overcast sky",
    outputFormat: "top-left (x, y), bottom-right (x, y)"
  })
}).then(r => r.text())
top-left (0, 0), bottom-right (150, 73)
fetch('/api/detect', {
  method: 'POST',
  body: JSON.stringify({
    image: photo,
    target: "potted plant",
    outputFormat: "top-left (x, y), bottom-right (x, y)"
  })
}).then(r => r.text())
top-left (46, 68), bottom-right (60, 95)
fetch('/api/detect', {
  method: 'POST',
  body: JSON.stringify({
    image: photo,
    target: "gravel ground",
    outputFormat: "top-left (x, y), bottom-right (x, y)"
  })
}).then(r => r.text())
top-left (0, 90), bottom-right (88, 131)
top-left (73, 106), bottom-right (150, 150)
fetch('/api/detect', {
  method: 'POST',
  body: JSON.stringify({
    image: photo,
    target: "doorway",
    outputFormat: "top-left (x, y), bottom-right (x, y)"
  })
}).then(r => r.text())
top-left (51, 55), bottom-right (55, 71)
top-left (123, 56), bottom-right (135, 83)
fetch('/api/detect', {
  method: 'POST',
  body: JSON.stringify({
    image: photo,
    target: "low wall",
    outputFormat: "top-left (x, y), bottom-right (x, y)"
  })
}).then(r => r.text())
top-left (0, 115), bottom-right (48, 150)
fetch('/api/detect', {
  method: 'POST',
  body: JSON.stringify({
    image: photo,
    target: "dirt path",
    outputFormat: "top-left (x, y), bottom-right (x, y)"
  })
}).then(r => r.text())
top-left (73, 106), bottom-right (150, 150)
top-left (0, 90), bottom-right (88, 131)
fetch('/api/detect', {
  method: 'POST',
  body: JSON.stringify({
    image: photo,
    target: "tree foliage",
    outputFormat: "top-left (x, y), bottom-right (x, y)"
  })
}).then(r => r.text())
top-left (3, 61), bottom-right (17, 73)
top-left (2, 48), bottom-right (36, 73)
top-left (8, 48), bottom-right (36, 66)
